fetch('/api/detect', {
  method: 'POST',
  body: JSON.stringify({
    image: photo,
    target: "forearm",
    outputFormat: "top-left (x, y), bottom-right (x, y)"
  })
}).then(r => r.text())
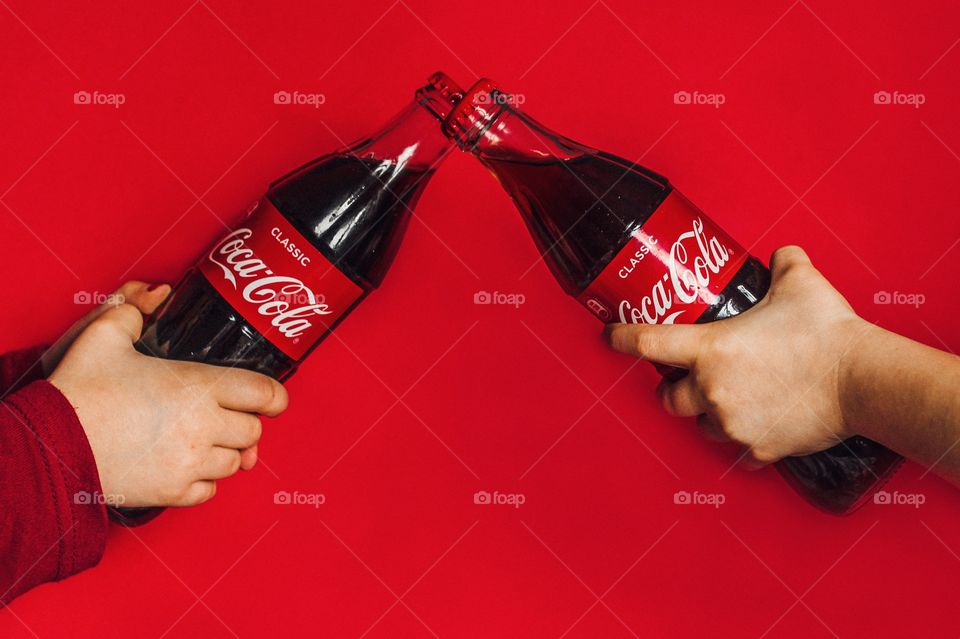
top-left (841, 321), bottom-right (960, 481)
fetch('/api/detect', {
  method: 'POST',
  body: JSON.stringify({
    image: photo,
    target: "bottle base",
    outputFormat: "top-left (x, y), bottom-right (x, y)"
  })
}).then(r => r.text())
top-left (109, 506), bottom-right (165, 527)
top-left (775, 439), bottom-right (905, 515)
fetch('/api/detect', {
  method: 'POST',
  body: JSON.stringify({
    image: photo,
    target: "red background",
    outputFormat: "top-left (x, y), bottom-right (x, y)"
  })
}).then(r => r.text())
top-left (2, 0), bottom-right (959, 637)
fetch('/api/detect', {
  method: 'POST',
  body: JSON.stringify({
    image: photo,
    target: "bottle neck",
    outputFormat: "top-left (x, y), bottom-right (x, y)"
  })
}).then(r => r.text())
top-left (267, 76), bottom-right (461, 290)
top-left (441, 80), bottom-right (672, 296)
top-left (344, 80), bottom-right (458, 173)
top-left (443, 84), bottom-right (594, 164)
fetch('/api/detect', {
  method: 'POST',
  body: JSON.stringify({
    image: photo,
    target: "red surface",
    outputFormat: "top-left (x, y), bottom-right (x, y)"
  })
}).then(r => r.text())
top-left (2, 1), bottom-right (959, 636)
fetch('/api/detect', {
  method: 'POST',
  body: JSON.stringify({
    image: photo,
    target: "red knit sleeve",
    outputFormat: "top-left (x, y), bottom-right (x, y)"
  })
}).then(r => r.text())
top-left (0, 380), bottom-right (107, 606)
top-left (0, 345), bottom-right (47, 396)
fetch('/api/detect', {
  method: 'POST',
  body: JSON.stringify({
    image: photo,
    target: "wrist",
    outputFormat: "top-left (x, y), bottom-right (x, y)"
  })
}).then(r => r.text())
top-left (48, 375), bottom-right (107, 486)
top-left (836, 316), bottom-right (885, 441)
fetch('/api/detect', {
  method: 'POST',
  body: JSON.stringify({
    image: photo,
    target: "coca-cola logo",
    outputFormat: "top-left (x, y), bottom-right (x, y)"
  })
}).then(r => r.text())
top-left (618, 217), bottom-right (731, 325)
top-left (208, 228), bottom-right (332, 339)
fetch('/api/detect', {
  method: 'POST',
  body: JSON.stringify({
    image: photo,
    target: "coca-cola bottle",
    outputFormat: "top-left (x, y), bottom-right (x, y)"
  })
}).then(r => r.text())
top-left (441, 78), bottom-right (903, 514)
top-left (114, 73), bottom-right (464, 525)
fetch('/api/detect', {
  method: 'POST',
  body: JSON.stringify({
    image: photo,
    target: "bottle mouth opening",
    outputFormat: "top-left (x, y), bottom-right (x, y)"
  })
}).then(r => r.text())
top-left (441, 78), bottom-right (509, 149)
top-left (417, 71), bottom-right (465, 120)
top-left (427, 71), bottom-right (464, 103)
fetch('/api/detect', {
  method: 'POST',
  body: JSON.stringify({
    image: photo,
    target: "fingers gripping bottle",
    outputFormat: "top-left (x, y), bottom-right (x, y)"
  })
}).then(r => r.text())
top-left (113, 73), bottom-right (464, 525)
top-left (441, 78), bottom-right (902, 514)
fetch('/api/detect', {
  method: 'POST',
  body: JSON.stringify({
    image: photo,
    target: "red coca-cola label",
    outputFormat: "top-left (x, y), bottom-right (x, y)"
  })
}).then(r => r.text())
top-left (578, 191), bottom-right (746, 325)
top-left (198, 199), bottom-right (363, 359)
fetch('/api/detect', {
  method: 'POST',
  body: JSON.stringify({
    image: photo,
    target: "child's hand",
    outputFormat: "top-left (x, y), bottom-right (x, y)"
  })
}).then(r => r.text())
top-left (48, 283), bottom-right (289, 507)
top-left (41, 280), bottom-right (172, 374)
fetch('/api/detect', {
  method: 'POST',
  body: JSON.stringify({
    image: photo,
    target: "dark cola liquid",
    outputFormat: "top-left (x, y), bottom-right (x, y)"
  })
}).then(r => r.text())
top-left (483, 154), bottom-right (902, 514)
top-left (137, 155), bottom-right (433, 380)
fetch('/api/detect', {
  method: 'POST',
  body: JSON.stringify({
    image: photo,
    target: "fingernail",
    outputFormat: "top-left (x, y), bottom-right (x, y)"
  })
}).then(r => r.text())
top-left (146, 283), bottom-right (166, 292)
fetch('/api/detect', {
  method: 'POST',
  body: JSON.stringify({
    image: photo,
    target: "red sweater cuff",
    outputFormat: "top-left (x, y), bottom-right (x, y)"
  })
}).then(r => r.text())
top-left (2, 381), bottom-right (107, 599)
top-left (0, 345), bottom-right (47, 397)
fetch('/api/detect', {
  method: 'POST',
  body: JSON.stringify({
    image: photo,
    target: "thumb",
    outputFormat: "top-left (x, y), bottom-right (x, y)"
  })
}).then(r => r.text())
top-left (605, 322), bottom-right (706, 368)
top-left (120, 282), bottom-right (171, 316)
top-left (69, 281), bottom-right (167, 338)
top-left (92, 303), bottom-right (146, 345)
top-left (42, 282), bottom-right (166, 374)
top-left (769, 245), bottom-right (811, 282)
